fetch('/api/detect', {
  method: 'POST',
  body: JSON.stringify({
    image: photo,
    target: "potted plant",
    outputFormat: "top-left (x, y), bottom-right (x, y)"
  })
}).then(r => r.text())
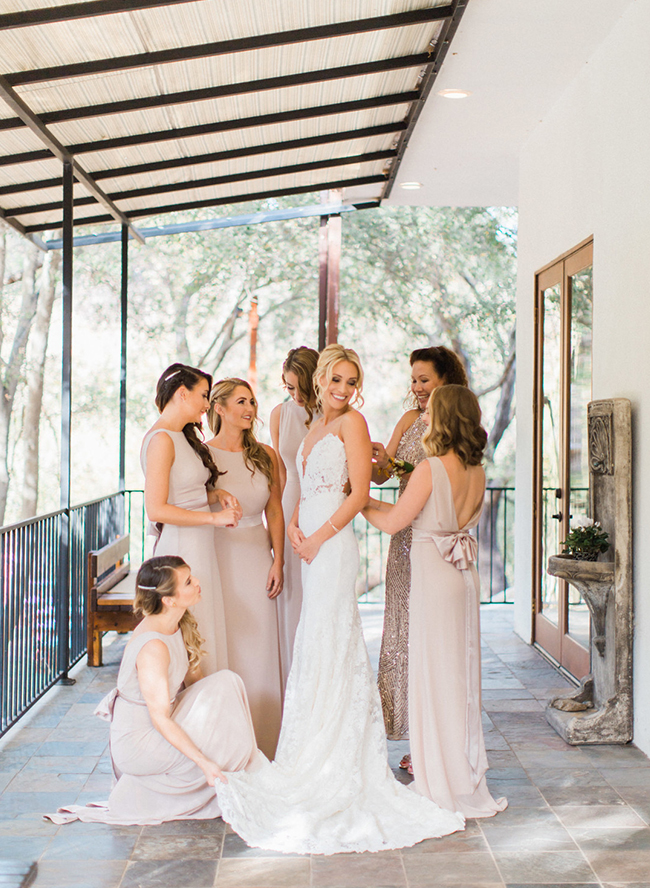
top-left (561, 517), bottom-right (610, 561)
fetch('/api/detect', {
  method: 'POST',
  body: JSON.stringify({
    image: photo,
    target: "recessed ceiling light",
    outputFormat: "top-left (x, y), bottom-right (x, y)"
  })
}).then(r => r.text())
top-left (399, 182), bottom-right (422, 190)
top-left (438, 88), bottom-right (472, 99)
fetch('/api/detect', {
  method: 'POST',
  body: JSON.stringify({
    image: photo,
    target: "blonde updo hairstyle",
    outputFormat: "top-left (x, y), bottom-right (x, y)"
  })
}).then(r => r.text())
top-left (207, 378), bottom-right (274, 488)
top-left (314, 344), bottom-right (364, 411)
top-left (282, 346), bottom-right (320, 427)
top-left (422, 384), bottom-right (487, 467)
top-left (134, 556), bottom-right (205, 671)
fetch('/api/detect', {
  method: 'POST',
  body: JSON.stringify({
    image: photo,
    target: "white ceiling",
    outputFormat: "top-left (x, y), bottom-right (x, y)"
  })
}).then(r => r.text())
top-left (383, 0), bottom-right (636, 208)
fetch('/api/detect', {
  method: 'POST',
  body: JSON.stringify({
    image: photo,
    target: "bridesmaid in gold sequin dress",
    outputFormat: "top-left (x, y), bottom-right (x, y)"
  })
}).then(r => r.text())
top-left (372, 347), bottom-right (468, 746)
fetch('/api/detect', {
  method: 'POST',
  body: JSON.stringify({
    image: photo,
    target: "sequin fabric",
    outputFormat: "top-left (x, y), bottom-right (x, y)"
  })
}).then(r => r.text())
top-left (378, 412), bottom-right (427, 740)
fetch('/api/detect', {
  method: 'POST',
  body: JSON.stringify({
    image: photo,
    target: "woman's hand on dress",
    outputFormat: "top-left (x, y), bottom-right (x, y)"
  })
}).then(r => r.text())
top-left (198, 757), bottom-right (228, 786)
top-left (215, 489), bottom-right (243, 519)
top-left (266, 561), bottom-right (284, 599)
top-left (211, 508), bottom-right (240, 528)
top-left (371, 441), bottom-right (388, 469)
top-left (295, 533), bottom-right (321, 565)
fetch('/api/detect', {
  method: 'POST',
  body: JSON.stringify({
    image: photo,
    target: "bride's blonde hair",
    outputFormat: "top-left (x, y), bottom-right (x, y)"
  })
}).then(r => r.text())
top-left (314, 344), bottom-right (364, 410)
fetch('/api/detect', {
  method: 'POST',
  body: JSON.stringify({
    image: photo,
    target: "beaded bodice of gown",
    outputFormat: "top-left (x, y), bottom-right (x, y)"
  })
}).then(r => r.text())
top-left (215, 431), bottom-right (464, 855)
top-left (378, 411), bottom-right (427, 739)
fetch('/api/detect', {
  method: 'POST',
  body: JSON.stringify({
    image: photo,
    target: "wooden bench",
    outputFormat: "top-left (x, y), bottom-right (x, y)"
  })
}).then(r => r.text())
top-left (87, 534), bottom-right (141, 667)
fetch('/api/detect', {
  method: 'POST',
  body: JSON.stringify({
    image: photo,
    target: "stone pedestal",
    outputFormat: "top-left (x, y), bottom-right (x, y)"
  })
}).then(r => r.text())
top-left (545, 398), bottom-right (633, 744)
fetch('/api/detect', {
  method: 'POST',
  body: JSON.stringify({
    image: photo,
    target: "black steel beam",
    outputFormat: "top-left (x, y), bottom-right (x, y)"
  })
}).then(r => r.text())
top-left (119, 224), bottom-right (128, 492)
top-left (7, 150), bottom-right (396, 217)
top-left (0, 122), bottom-right (406, 196)
top-left (57, 160), bottom-right (73, 682)
top-left (5, 6), bottom-right (453, 84)
top-left (0, 55), bottom-right (429, 132)
top-left (0, 0), bottom-right (197, 30)
top-left (0, 203), bottom-right (47, 249)
top-left (24, 174), bottom-right (387, 232)
top-left (60, 160), bottom-right (73, 513)
top-left (0, 74), bottom-right (145, 242)
top-left (382, 0), bottom-right (469, 199)
top-left (43, 200), bottom-right (379, 249)
top-left (0, 91), bottom-right (418, 167)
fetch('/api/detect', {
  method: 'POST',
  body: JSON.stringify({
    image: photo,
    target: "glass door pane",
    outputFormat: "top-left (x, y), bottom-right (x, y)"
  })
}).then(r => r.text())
top-left (540, 283), bottom-right (562, 626)
top-left (567, 265), bottom-right (593, 648)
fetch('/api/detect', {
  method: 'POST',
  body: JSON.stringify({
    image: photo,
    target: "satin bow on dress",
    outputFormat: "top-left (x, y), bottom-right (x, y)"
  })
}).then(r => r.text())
top-left (429, 530), bottom-right (478, 571)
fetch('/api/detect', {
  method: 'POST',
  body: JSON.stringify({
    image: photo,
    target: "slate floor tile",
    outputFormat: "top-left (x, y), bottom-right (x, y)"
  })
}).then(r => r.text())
top-left (402, 851), bottom-right (501, 884)
top-left (584, 849), bottom-right (650, 881)
top-left (41, 829), bottom-right (138, 860)
top-left (480, 824), bottom-right (577, 852)
top-left (0, 834), bottom-right (51, 860)
top-left (554, 805), bottom-right (647, 829)
top-left (216, 857), bottom-right (311, 888)
top-left (122, 859), bottom-right (218, 888)
top-left (221, 831), bottom-right (303, 858)
top-left (31, 860), bottom-right (127, 888)
top-left (493, 852), bottom-right (597, 884)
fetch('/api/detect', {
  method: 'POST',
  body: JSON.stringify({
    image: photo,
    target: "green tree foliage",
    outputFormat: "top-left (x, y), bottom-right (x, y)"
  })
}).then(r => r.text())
top-left (0, 200), bottom-right (517, 524)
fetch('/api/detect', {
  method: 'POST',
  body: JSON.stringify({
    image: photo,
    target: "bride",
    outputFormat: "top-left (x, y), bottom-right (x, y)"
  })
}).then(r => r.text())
top-left (216, 345), bottom-right (464, 854)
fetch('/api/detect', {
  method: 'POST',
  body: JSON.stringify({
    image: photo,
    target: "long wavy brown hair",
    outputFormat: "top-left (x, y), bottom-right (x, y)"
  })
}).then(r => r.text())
top-left (422, 385), bottom-right (487, 466)
top-left (134, 556), bottom-right (205, 671)
top-left (207, 378), bottom-right (274, 488)
top-left (154, 363), bottom-right (222, 486)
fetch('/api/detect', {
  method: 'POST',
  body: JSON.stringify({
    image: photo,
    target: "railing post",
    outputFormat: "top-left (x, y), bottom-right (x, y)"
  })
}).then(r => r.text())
top-left (58, 160), bottom-right (75, 686)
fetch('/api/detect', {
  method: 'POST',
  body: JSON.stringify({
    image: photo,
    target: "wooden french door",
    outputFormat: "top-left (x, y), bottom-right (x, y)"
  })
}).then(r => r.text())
top-left (533, 239), bottom-right (593, 679)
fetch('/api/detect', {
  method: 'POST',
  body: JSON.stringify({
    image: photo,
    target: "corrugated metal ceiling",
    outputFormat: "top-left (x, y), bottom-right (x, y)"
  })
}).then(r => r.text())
top-left (0, 0), bottom-right (467, 243)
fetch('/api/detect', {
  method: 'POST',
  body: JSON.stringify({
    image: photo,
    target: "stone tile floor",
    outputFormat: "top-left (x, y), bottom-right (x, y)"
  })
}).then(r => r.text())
top-left (1, 604), bottom-right (650, 887)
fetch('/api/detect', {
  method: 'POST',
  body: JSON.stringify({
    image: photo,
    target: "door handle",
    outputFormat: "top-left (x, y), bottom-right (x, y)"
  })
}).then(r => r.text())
top-left (552, 513), bottom-right (562, 520)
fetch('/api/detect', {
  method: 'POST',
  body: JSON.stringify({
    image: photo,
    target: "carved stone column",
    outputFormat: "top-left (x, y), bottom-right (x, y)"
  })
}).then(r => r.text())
top-left (545, 398), bottom-right (633, 744)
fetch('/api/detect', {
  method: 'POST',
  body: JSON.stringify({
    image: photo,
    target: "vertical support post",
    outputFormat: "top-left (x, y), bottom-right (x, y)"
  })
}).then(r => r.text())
top-left (318, 216), bottom-right (328, 351)
top-left (326, 212), bottom-right (341, 345)
top-left (119, 224), bottom-right (128, 492)
top-left (248, 294), bottom-right (259, 391)
top-left (58, 161), bottom-right (74, 684)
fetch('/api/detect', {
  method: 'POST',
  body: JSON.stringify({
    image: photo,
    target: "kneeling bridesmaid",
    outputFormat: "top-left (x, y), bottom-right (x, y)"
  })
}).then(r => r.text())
top-left (48, 556), bottom-right (261, 826)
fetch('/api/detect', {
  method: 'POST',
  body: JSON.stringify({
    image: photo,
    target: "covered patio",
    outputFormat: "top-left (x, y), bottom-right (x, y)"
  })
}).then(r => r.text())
top-left (3, 0), bottom-right (650, 886)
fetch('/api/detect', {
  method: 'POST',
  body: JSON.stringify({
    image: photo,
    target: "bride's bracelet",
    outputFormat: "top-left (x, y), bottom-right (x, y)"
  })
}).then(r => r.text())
top-left (328, 519), bottom-right (340, 534)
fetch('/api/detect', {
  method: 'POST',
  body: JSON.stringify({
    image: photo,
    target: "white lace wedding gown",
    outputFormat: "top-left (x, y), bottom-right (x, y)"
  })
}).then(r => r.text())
top-left (216, 433), bottom-right (464, 854)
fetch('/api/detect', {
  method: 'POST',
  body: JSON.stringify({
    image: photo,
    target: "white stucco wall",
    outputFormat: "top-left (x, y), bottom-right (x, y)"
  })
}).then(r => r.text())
top-left (514, 1), bottom-right (650, 754)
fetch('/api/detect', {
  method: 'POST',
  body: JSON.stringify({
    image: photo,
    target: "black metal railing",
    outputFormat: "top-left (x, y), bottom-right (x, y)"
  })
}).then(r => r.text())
top-left (355, 485), bottom-right (515, 604)
top-left (0, 489), bottom-right (145, 737)
top-left (1, 482), bottom-right (511, 738)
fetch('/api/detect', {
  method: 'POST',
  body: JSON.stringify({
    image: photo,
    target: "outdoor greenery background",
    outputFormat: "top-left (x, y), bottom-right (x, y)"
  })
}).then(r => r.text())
top-left (0, 197), bottom-right (517, 526)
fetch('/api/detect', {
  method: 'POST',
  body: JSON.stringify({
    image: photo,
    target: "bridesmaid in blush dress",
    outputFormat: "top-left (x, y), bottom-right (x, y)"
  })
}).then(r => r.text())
top-left (270, 346), bottom-right (319, 686)
top-left (141, 364), bottom-right (241, 675)
top-left (371, 346), bottom-right (468, 750)
top-left (49, 556), bottom-right (261, 826)
top-left (364, 385), bottom-right (507, 818)
top-left (207, 378), bottom-right (284, 759)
